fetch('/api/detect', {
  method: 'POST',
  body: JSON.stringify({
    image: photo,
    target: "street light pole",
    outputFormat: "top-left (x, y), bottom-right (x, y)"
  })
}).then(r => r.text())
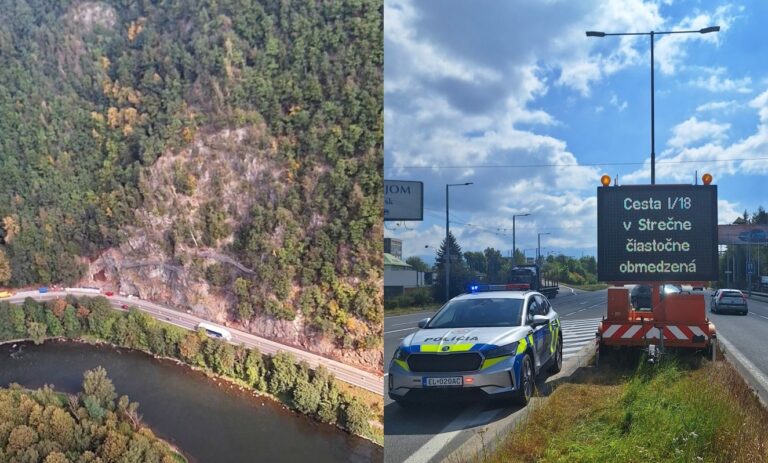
top-left (650, 30), bottom-right (655, 184)
top-left (512, 213), bottom-right (531, 266)
top-left (445, 182), bottom-right (473, 302)
top-left (586, 26), bottom-right (719, 184)
top-left (537, 232), bottom-right (550, 265)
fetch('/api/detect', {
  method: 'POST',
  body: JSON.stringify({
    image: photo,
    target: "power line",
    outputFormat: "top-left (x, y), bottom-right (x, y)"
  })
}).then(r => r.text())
top-left (384, 156), bottom-right (768, 170)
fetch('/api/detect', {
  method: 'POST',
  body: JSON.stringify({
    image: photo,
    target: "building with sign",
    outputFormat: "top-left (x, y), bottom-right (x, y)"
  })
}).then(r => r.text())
top-left (384, 238), bottom-right (403, 259)
top-left (384, 253), bottom-right (431, 299)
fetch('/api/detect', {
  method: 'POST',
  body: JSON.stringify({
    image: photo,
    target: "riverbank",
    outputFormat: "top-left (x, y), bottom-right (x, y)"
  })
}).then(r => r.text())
top-left (1, 340), bottom-right (382, 462)
top-left (0, 294), bottom-right (383, 445)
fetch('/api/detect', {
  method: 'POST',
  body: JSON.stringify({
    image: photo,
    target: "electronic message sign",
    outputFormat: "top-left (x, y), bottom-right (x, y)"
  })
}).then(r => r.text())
top-left (597, 184), bottom-right (717, 282)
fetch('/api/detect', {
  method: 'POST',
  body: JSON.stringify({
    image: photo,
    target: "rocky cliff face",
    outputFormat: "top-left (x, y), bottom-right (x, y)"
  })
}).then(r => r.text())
top-left (81, 126), bottom-right (382, 372)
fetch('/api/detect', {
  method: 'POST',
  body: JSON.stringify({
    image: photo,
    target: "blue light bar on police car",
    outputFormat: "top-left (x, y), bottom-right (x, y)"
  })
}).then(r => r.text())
top-left (468, 283), bottom-right (531, 293)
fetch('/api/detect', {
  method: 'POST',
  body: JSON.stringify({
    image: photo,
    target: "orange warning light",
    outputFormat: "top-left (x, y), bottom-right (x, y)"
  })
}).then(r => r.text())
top-left (600, 175), bottom-right (611, 186)
top-left (702, 173), bottom-right (713, 185)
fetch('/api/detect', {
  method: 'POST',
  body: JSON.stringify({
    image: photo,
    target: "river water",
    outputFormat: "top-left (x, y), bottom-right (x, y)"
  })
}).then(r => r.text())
top-left (0, 341), bottom-right (382, 463)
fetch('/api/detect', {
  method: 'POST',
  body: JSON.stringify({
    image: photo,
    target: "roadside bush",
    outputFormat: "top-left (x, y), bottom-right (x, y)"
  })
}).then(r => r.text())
top-left (384, 288), bottom-right (433, 310)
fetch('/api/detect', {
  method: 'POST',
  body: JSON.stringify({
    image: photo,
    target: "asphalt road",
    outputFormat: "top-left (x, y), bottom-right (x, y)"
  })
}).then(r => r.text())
top-left (4, 290), bottom-right (383, 394)
top-left (707, 290), bottom-right (768, 395)
top-left (383, 286), bottom-right (608, 463)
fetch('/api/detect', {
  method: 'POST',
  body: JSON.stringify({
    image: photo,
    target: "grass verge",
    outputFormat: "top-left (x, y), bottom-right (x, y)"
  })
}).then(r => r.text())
top-left (384, 303), bottom-right (441, 317)
top-left (484, 350), bottom-right (768, 462)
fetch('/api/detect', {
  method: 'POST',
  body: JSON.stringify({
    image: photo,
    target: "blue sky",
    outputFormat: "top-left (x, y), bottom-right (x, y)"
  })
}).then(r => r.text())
top-left (384, 0), bottom-right (768, 265)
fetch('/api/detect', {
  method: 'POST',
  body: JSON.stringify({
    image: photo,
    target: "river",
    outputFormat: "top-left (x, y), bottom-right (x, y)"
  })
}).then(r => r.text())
top-left (0, 341), bottom-right (382, 463)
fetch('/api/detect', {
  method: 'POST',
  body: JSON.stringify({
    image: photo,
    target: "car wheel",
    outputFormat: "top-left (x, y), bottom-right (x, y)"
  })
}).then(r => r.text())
top-left (550, 336), bottom-right (562, 374)
top-left (742, 311), bottom-right (748, 316)
top-left (513, 353), bottom-right (534, 406)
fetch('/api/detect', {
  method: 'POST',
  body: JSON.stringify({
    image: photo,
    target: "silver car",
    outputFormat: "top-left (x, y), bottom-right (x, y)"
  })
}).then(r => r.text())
top-left (711, 289), bottom-right (748, 315)
top-left (388, 286), bottom-right (562, 407)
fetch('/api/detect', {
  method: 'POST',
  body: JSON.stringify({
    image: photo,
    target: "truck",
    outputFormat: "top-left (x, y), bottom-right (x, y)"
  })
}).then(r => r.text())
top-left (197, 322), bottom-right (233, 341)
top-left (508, 264), bottom-right (559, 299)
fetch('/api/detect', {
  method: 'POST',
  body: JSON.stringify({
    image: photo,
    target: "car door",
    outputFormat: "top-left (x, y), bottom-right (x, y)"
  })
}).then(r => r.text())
top-left (526, 296), bottom-right (549, 368)
top-left (535, 295), bottom-right (558, 364)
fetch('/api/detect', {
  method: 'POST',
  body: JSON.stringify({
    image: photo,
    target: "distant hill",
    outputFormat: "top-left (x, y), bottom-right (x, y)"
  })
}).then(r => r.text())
top-left (0, 0), bottom-right (382, 367)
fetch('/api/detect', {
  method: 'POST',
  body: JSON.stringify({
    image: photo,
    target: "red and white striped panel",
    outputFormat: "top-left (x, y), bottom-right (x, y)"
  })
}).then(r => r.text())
top-left (601, 323), bottom-right (708, 341)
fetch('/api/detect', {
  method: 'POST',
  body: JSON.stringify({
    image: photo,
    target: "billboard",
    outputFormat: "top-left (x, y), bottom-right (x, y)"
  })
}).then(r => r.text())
top-left (718, 224), bottom-right (768, 245)
top-left (597, 184), bottom-right (718, 282)
top-left (384, 180), bottom-right (423, 221)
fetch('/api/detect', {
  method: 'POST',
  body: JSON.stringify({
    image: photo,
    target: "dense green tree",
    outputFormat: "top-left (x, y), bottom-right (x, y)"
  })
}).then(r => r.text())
top-left (9, 304), bottom-right (26, 336)
top-left (44, 309), bottom-right (63, 337)
top-left (81, 367), bottom-right (117, 411)
top-left (27, 322), bottom-right (47, 345)
top-left (0, 248), bottom-right (10, 284)
top-left (269, 351), bottom-right (299, 396)
top-left (405, 256), bottom-right (430, 272)
top-left (342, 396), bottom-right (371, 436)
top-left (432, 231), bottom-right (472, 302)
top-left (62, 306), bottom-right (81, 338)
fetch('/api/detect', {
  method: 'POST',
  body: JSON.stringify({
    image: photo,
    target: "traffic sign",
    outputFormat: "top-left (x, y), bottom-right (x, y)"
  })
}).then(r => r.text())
top-left (597, 184), bottom-right (718, 281)
top-left (384, 180), bottom-right (423, 221)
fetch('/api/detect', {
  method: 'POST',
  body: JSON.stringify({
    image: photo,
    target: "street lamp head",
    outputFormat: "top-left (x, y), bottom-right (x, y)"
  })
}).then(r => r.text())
top-left (464, 182), bottom-right (473, 186)
top-left (586, 31), bottom-right (606, 37)
top-left (699, 26), bottom-right (720, 34)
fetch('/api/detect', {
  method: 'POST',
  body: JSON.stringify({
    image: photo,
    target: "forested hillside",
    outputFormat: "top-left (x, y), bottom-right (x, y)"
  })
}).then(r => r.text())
top-left (0, 0), bottom-right (382, 365)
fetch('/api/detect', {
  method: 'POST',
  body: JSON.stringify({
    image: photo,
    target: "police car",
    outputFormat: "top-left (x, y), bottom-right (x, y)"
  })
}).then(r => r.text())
top-left (388, 284), bottom-right (562, 406)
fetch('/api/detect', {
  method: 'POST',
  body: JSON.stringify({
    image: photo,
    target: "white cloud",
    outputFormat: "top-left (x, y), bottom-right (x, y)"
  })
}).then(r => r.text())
top-left (749, 88), bottom-right (768, 123)
top-left (624, 88), bottom-right (768, 184)
top-left (690, 74), bottom-right (752, 93)
top-left (696, 100), bottom-right (738, 112)
top-left (667, 117), bottom-right (730, 149)
top-left (654, 5), bottom-right (736, 75)
top-left (718, 199), bottom-right (742, 224)
top-left (609, 93), bottom-right (628, 111)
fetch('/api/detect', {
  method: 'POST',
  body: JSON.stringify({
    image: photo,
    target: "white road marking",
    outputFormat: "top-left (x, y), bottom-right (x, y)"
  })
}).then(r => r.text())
top-left (402, 405), bottom-right (496, 463)
top-left (718, 334), bottom-right (768, 402)
top-left (385, 327), bottom-right (420, 335)
top-left (385, 311), bottom-right (435, 320)
top-left (561, 318), bottom-right (600, 360)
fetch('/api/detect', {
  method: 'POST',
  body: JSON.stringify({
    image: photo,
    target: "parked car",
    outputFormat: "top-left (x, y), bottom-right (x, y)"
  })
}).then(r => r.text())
top-left (711, 289), bottom-right (748, 315)
top-left (630, 285), bottom-right (652, 309)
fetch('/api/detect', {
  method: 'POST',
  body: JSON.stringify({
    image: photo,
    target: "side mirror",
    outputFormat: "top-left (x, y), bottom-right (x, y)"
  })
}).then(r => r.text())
top-left (531, 315), bottom-right (549, 327)
top-left (417, 318), bottom-right (431, 329)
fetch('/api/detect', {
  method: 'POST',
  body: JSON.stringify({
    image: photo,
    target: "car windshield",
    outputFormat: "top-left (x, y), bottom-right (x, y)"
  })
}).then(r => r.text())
top-left (427, 298), bottom-right (523, 328)
top-left (721, 291), bottom-right (742, 297)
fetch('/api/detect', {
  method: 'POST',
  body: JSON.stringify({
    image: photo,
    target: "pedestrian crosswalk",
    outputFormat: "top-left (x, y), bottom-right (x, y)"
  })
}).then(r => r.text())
top-left (561, 317), bottom-right (601, 360)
